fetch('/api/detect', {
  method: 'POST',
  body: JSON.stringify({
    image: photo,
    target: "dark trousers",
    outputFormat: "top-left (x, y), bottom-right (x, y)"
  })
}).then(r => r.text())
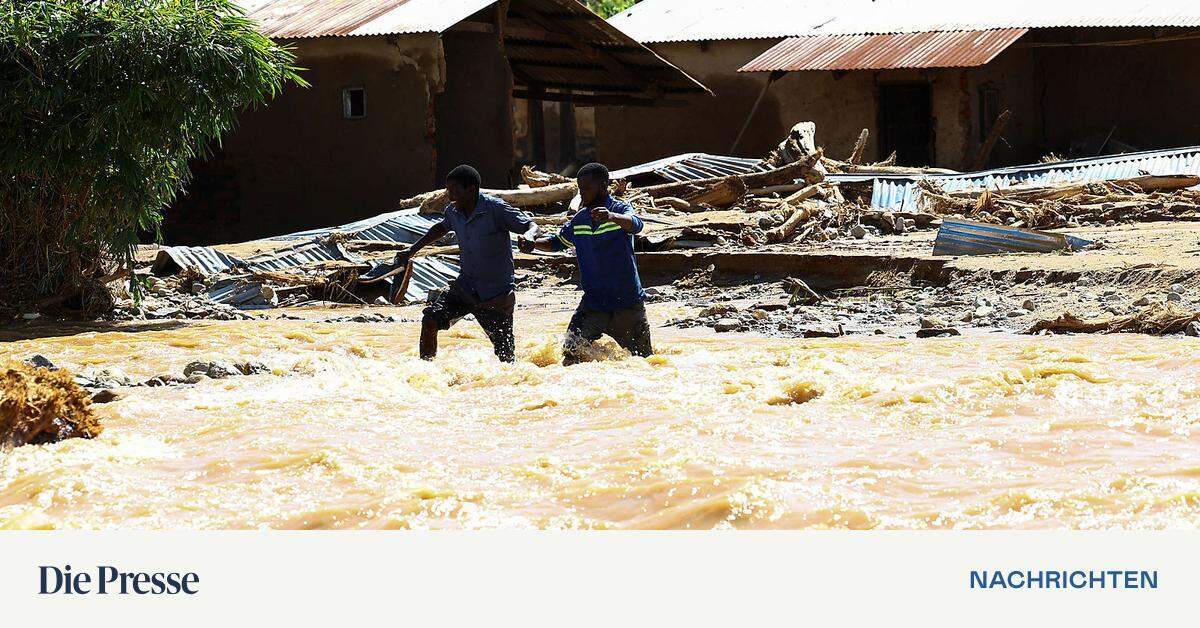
top-left (422, 281), bottom-right (516, 362)
top-left (563, 302), bottom-right (653, 365)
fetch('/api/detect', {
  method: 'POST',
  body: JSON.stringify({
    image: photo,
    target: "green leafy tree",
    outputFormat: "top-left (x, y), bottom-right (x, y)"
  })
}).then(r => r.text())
top-left (0, 0), bottom-right (304, 315)
top-left (586, 0), bottom-right (640, 18)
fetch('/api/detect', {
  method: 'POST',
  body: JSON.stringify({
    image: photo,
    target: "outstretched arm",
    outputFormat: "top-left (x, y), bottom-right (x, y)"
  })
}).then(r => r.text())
top-left (521, 222), bottom-right (574, 254)
top-left (400, 221), bottom-right (450, 263)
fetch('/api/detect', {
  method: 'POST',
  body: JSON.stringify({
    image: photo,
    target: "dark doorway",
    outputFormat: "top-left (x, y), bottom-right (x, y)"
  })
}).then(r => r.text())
top-left (878, 83), bottom-right (933, 166)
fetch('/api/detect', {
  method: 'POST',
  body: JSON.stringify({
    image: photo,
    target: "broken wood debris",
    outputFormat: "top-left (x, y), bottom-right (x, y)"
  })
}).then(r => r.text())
top-left (917, 175), bottom-right (1200, 229)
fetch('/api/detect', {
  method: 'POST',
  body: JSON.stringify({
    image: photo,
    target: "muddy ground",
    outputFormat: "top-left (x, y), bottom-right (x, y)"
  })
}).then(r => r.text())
top-left (6, 221), bottom-right (1200, 346)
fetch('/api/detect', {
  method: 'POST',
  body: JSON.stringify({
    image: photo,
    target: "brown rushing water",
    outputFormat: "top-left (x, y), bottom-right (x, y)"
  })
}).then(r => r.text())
top-left (2, 313), bottom-right (1200, 530)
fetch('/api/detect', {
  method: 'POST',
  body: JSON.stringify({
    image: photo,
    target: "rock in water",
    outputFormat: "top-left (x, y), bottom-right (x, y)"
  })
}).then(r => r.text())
top-left (25, 355), bottom-right (57, 370)
top-left (90, 389), bottom-right (122, 404)
top-left (713, 318), bottom-right (742, 332)
top-left (918, 316), bottom-right (946, 329)
top-left (916, 327), bottom-right (961, 338)
top-left (206, 361), bottom-right (241, 379)
top-left (237, 361), bottom-right (270, 376)
top-left (183, 361), bottom-right (211, 378)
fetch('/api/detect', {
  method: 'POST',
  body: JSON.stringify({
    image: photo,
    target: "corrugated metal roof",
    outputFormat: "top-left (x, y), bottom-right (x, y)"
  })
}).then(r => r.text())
top-left (840, 145), bottom-right (1200, 211)
top-left (739, 29), bottom-right (1028, 72)
top-left (609, 0), bottom-right (1200, 43)
top-left (238, 0), bottom-right (708, 95)
top-left (933, 219), bottom-right (1092, 256)
top-left (239, 0), bottom-right (491, 38)
top-left (151, 246), bottom-right (245, 275)
top-left (274, 207), bottom-right (448, 244)
top-left (607, 0), bottom-right (857, 44)
top-left (799, 0), bottom-right (1200, 36)
top-left (611, 153), bottom-right (769, 184)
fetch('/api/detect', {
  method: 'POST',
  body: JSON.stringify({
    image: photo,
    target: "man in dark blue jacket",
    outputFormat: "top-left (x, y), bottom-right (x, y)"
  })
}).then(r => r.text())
top-left (395, 165), bottom-right (539, 363)
top-left (521, 163), bottom-right (652, 365)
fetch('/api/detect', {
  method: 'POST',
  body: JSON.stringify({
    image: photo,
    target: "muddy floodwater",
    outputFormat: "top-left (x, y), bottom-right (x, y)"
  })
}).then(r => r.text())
top-left (3, 312), bottom-right (1200, 530)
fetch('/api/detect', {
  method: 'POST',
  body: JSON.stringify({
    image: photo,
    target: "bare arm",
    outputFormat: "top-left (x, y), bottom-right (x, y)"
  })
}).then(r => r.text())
top-left (529, 236), bottom-right (558, 252)
top-left (401, 221), bottom-right (450, 263)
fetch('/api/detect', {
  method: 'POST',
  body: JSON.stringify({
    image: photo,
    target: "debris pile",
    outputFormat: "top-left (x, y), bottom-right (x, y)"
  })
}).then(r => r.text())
top-left (917, 175), bottom-right (1200, 229)
top-left (1026, 302), bottom-right (1200, 336)
top-left (2, 361), bottom-right (101, 448)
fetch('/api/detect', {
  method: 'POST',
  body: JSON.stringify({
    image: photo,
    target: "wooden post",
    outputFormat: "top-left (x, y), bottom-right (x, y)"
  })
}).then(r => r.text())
top-left (969, 109), bottom-right (1010, 171)
top-left (730, 70), bottom-right (785, 155)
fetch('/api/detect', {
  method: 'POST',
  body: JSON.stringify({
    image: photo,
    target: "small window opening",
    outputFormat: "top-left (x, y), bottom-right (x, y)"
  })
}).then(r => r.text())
top-left (343, 87), bottom-right (365, 119)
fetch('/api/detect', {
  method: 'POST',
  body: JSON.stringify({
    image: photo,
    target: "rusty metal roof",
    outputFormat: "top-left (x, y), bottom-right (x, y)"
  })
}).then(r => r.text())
top-left (739, 28), bottom-right (1029, 72)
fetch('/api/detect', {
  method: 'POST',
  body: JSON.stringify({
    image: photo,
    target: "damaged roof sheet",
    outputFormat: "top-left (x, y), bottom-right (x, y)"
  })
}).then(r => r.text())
top-left (739, 29), bottom-right (1029, 72)
top-left (155, 207), bottom-right (467, 302)
top-left (274, 208), bottom-right (448, 244)
top-left (835, 145), bottom-right (1200, 212)
top-left (612, 153), bottom-right (769, 184)
top-left (934, 219), bottom-right (1093, 256)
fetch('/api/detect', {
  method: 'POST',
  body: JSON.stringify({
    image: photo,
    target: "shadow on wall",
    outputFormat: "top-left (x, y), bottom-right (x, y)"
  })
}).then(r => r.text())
top-left (596, 75), bottom-right (786, 168)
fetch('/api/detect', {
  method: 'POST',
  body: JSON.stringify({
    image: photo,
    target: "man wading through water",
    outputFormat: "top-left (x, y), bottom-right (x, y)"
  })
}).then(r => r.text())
top-left (385, 165), bottom-right (539, 362)
top-left (520, 163), bottom-right (653, 365)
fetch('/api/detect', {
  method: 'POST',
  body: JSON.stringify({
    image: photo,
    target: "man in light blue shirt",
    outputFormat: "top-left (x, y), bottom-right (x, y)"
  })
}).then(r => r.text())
top-left (394, 165), bottom-right (539, 362)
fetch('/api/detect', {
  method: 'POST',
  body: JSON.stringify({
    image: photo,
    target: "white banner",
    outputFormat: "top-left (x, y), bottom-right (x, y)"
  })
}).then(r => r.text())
top-left (0, 532), bottom-right (1186, 626)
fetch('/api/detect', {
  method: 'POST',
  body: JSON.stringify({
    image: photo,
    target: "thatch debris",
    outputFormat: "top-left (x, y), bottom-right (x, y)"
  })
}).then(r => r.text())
top-left (1025, 303), bottom-right (1200, 335)
top-left (2, 362), bottom-right (102, 448)
top-left (917, 176), bottom-right (1200, 229)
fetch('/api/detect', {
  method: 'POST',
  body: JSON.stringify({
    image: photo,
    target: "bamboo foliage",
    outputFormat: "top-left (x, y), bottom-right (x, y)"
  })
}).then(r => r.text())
top-left (0, 0), bottom-right (305, 314)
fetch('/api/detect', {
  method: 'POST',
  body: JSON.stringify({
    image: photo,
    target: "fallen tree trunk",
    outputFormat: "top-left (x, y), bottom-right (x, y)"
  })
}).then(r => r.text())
top-left (764, 121), bottom-right (818, 168)
top-left (824, 157), bottom-right (958, 175)
top-left (766, 201), bottom-right (818, 243)
top-left (520, 165), bottom-right (571, 188)
top-left (1026, 304), bottom-right (1200, 335)
top-left (681, 177), bottom-right (748, 207)
top-left (418, 182), bottom-right (579, 215)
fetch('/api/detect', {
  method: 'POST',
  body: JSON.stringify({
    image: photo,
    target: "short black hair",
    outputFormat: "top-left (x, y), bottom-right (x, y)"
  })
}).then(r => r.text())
top-left (576, 162), bottom-right (609, 183)
top-left (446, 164), bottom-right (481, 190)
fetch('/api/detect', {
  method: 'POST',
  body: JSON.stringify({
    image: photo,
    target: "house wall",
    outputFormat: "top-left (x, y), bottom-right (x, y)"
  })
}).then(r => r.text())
top-left (598, 33), bottom-right (1200, 173)
top-left (435, 32), bottom-right (517, 188)
top-left (1037, 37), bottom-right (1200, 154)
top-left (595, 39), bottom-right (783, 168)
top-left (166, 35), bottom-right (445, 244)
top-left (594, 39), bottom-right (1041, 170)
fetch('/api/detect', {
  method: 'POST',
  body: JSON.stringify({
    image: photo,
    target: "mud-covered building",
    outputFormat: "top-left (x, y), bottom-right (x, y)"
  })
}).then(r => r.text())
top-left (601, 0), bottom-right (1200, 171)
top-left (167, 0), bottom-right (706, 244)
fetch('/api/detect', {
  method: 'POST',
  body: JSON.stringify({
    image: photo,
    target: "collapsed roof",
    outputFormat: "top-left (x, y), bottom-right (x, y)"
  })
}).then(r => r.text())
top-left (238, 0), bottom-right (709, 104)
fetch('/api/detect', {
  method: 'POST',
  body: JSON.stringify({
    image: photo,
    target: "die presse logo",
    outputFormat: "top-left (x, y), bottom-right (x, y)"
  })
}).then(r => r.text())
top-left (39, 564), bottom-right (199, 595)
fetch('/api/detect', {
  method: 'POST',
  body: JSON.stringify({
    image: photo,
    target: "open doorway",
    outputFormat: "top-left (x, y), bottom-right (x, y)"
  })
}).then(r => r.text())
top-left (878, 83), bottom-right (933, 166)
